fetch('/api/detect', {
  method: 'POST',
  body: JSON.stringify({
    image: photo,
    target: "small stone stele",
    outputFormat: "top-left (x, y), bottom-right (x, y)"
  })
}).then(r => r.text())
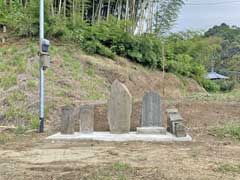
top-left (141, 91), bottom-right (162, 127)
top-left (79, 104), bottom-right (94, 133)
top-left (167, 112), bottom-right (183, 134)
top-left (108, 80), bottom-right (132, 134)
top-left (61, 105), bottom-right (75, 134)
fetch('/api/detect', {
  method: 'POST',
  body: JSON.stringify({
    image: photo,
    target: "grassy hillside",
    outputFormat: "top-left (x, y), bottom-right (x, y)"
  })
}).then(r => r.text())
top-left (0, 38), bottom-right (207, 129)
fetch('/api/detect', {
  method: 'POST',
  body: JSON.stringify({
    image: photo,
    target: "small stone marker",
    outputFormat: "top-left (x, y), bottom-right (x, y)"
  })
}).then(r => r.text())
top-left (61, 105), bottom-right (75, 134)
top-left (79, 104), bottom-right (94, 133)
top-left (141, 91), bottom-right (162, 127)
top-left (108, 80), bottom-right (132, 134)
top-left (166, 108), bottom-right (187, 137)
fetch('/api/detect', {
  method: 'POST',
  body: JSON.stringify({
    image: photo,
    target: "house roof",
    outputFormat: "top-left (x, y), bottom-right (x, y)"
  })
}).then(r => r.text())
top-left (206, 72), bottom-right (229, 80)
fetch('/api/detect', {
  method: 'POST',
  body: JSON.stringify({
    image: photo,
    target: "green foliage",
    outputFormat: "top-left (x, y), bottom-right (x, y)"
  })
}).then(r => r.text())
top-left (216, 80), bottom-right (235, 92)
top-left (4, 1), bottom-right (39, 36)
top-left (199, 79), bottom-right (220, 92)
top-left (4, 1), bottom-right (238, 92)
top-left (47, 16), bottom-right (71, 38)
top-left (155, 0), bottom-right (184, 35)
top-left (205, 23), bottom-right (240, 73)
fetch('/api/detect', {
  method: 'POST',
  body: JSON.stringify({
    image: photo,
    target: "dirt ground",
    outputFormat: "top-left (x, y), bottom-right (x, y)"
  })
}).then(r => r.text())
top-left (0, 100), bottom-right (240, 180)
top-left (0, 137), bottom-right (239, 180)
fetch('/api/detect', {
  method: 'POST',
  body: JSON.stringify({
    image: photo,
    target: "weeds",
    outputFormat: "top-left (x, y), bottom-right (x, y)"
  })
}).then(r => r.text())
top-left (217, 164), bottom-right (240, 174)
top-left (0, 74), bottom-right (17, 89)
top-left (0, 134), bottom-right (10, 144)
top-left (6, 91), bottom-right (26, 105)
top-left (112, 162), bottom-right (131, 171)
top-left (27, 80), bottom-right (37, 89)
top-left (93, 162), bottom-right (132, 180)
top-left (14, 126), bottom-right (28, 135)
top-left (211, 123), bottom-right (240, 140)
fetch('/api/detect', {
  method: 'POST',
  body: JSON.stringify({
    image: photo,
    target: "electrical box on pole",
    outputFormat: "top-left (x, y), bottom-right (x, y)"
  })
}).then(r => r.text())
top-left (40, 39), bottom-right (51, 70)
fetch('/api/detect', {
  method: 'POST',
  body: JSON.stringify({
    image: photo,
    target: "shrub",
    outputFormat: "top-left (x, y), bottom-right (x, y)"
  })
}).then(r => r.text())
top-left (5, 1), bottom-right (39, 37)
top-left (200, 79), bottom-right (220, 92)
top-left (216, 80), bottom-right (235, 92)
top-left (47, 16), bottom-right (71, 39)
top-left (97, 43), bottom-right (115, 59)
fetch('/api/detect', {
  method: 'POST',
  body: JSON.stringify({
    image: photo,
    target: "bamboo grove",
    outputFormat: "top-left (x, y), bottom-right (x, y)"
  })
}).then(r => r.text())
top-left (0, 0), bottom-right (184, 35)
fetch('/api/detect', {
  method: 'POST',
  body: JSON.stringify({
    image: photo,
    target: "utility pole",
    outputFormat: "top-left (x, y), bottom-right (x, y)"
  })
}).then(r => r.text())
top-left (39, 0), bottom-right (45, 133)
top-left (39, 0), bottom-right (50, 133)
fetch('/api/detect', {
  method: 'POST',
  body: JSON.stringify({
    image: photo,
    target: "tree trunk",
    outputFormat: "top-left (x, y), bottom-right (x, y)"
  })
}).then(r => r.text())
top-left (98, 0), bottom-right (103, 22)
top-left (92, 0), bottom-right (95, 23)
top-left (58, 0), bottom-right (62, 15)
top-left (118, 0), bottom-right (122, 21)
top-left (82, 0), bottom-right (85, 20)
top-left (125, 0), bottom-right (129, 20)
top-left (107, 0), bottom-right (111, 21)
top-left (63, 0), bottom-right (66, 17)
top-left (162, 43), bottom-right (166, 96)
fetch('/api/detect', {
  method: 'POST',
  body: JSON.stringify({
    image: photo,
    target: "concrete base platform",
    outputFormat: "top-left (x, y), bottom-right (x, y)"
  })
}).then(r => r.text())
top-left (137, 127), bottom-right (167, 135)
top-left (47, 132), bottom-right (192, 142)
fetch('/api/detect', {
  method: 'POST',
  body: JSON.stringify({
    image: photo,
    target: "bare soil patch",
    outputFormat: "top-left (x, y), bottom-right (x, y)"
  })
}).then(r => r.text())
top-left (0, 100), bottom-right (240, 180)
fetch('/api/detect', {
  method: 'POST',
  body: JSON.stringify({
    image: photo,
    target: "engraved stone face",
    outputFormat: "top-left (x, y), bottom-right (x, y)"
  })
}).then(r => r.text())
top-left (141, 91), bottom-right (162, 127)
top-left (108, 80), bottom-right (132, 134)
top-left (61, 105), bottom-right (75, 134)
top-left (79, 104), bottom-right (94, 133)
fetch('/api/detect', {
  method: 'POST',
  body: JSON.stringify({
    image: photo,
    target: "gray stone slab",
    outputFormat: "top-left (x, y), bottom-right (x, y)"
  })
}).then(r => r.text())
top-left (61, 105), bottom-right (75, 134)
top-left (108, 80), bottom-right (132, 134)
top-left (141, 91), bottom-right (162, 127)
top-left (79, 104), bottom-right (94, 133)
top-left (136, 127), bottom-right (166, 135)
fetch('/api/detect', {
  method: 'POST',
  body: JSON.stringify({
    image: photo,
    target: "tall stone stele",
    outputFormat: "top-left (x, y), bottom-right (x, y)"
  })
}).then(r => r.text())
top-left (108, 80), bottom-right (132, 134)
top-left (79, 104), bottom-right (94, 133)
top-left (61, 105), bottom-right (75, 134)
top-left (141, 91), bottom-right (163, 127)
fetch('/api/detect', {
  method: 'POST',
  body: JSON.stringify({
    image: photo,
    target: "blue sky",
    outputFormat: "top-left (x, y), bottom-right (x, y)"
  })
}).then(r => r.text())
top-left (173, 0), bottom-right (240, 32)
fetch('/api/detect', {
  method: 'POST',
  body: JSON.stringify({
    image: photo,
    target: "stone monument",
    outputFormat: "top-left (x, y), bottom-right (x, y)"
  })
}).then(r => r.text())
top-left (137, 91), bottom-right (166, 134)
top-left (79, 104), bottom-right (94, 133)
top-left (141, 91), bottom-right (162, 127)
top-left (166, 108), bottom-right (187, 137)
top-left (108, 80), bottom-right (132, 134)
top-left (61, 105), bottom-right (75, 134)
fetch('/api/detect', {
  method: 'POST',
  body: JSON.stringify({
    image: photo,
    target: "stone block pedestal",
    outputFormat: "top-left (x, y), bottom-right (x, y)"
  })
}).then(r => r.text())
top-left (137, 127), bottom-right (167, 135)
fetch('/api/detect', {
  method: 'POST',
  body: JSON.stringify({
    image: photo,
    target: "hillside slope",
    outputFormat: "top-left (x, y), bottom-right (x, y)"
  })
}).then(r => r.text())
top-left (0, 39), bottom-right (205, 129)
